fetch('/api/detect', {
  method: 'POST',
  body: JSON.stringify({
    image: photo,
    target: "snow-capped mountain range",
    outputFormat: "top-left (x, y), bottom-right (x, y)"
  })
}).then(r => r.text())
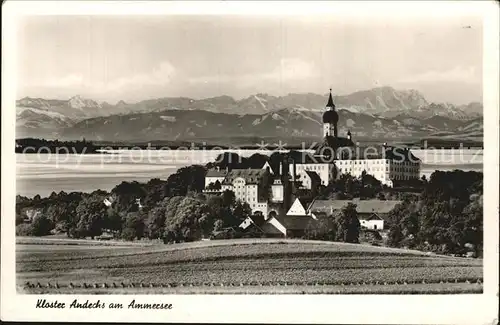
top-left (15, 87), bottom-right (483, 141)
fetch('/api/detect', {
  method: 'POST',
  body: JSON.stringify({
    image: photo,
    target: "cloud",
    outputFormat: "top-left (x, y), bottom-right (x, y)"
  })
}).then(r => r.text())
top-left (188, 58), bottom-right (319, 87)
top-left (20, 61), bottom-right (178, 100)
top-left (265, 58), bottom-right (320, 82)
top-left (106, 61), bottom-right (176, 92)
top-left (41, 74), bottom-right (85, 88)
top-left (397, 66), bottom-right (480, 85)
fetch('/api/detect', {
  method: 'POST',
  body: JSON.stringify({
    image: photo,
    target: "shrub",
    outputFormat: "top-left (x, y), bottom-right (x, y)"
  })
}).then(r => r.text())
top-left (121, 228), bottom-right (137, 241)
top-left (31, 215), bottom-right (53, 236)
top-left (16, 223), bottom-right (33, 236)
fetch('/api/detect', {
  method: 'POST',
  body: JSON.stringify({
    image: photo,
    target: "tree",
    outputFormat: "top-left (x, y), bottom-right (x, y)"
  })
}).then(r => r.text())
top-left (163, 197), bottom-right (208, 243)
top-left (387, 224), bottom-right (404, 247)
top-left (304, 214), bottom-right (337, 241)
top-left (145, 203), bottom-right (167, 239)
top-left (74, 196), bottom-right (107, 239)
top-left (111, 181), bottom-right (146, 214)
top-left (208, 152), bottom-right (243, 170)
top-left (16, 223), bottom-right (33, 236)
top-left (143, 178), bottom-right (169, 207)
top-left (335, 203), bottom-right (360, 243)
top-left (15, 213), bottom-right (25, 226)
top-left (221, 190), bottom-right (236, 208)
top-left (232, 201), bottom-right (252, 227)
top-left (121, 212), bottom-right (145, 240)
top-left (31, 214), bottom-right (53, 236)
top-left (461, 194), bottom-right (483, 256)
top-left (206, 180), bottom-right (222, 191)
top-left (166, 165), bottom-right (206, 196)
top-left (103, 208), bottom-right (123, 233)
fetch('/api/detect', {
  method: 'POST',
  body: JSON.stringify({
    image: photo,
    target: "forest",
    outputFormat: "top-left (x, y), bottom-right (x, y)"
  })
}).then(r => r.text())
top-left (15, 138), bottom-right (101, 154)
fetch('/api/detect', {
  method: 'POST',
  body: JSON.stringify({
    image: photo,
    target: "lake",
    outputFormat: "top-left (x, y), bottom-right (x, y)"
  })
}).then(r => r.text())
top-left (16, 149), bottom-right (483, 198)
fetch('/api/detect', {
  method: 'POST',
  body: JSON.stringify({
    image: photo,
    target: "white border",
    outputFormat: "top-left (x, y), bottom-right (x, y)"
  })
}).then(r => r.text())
top-left (2, 1), bottom-right (499, 323)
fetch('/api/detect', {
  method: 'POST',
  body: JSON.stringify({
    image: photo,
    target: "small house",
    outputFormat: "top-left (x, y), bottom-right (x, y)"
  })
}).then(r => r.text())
top-left (308, 199), bottom-right (402, 231)
top-left (204, 168), bottom-right (227, 188)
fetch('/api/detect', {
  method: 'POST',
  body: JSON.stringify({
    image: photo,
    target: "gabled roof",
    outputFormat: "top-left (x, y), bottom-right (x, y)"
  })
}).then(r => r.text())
top-left (249, 214), bottom-right (266, 227)
top-left (298, 197), bottom-right (315, 211)
top-left (261, 161), bottom-right (275, 174)
top-left (260, 222), bottom-right (285, 235)
top-left (274, 215), bottom-right (314, 230)
top-left (359, 213), bottom-right (385, 221)
top-left (206, 169), bottom-right (227, 177)
top-left (221, 169), bottom-right (268, 185)
top-left (310, 199), bottom-right (402, 215)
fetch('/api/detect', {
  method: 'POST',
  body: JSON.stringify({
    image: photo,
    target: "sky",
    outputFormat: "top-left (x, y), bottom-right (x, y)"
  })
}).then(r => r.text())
top-left (16, 14), bottom-right (483, 105)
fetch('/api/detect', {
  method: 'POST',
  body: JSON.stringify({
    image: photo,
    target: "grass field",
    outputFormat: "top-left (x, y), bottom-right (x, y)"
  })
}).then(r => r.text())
top-left (16, 237), bottom-right (483, 294)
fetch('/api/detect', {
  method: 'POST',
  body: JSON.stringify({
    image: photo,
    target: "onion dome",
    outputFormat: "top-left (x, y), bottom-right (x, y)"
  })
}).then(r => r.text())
top-left (323, 110), bottom-right (339, 123)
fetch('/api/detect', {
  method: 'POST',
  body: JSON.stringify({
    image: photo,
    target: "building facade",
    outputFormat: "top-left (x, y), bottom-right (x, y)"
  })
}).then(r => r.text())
top-left (290, 89), bottom-right (421, 187)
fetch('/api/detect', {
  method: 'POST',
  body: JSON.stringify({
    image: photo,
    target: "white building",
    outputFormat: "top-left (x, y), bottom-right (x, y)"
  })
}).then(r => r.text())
top-left (290, 89), bottom-right (421, 187)
top-left (291, 162), bottom-right (333, 186)
top-left (295, 169), bottom-right (322, 190)
top-left (359, 214), bottom-right (384, 231)
top-left (204, 168), bottom-right (227, 187)
top-left (219, 169), bottom-right (271, 216)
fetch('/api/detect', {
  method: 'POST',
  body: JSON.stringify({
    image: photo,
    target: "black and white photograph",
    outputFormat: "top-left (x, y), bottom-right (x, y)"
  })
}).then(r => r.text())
top-left (1, 1), bottom-right (498, 323)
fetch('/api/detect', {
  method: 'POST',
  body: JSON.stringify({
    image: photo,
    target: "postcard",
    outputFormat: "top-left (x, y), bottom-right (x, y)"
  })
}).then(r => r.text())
top-left (1, 1), bottom-right (498, 323)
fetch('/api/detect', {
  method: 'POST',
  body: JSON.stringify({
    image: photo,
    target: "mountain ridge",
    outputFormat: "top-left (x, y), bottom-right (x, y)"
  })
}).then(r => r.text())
top-left (15, 106), bottom-right (481, 144)
top-left (16, 86), bottom-right (483, 142)
top-left (17, 86), bottom-right (482, 119)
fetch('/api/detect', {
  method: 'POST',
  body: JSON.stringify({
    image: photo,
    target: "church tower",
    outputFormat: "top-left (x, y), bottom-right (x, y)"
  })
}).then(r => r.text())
top-left (322, 88), bottom-right (339, 138)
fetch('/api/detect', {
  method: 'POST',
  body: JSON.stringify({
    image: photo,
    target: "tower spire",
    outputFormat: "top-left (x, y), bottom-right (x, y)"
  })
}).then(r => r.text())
top-left (326, 88), bottom-right (335, 109)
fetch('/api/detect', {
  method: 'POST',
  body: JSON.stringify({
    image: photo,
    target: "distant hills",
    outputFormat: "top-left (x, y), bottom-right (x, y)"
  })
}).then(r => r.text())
top-left (15, 86), bottom-right (483, 143)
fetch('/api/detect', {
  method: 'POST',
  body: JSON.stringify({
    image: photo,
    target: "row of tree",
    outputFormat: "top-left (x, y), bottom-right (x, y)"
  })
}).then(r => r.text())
top-left (16, 150), bottom-right (483, 256)
top-left (16, 163), bottom-right (257, 242)
top-left (15, 138), bottom-right (100, 154)
top-left (385, 170), bottom-right (483, 256)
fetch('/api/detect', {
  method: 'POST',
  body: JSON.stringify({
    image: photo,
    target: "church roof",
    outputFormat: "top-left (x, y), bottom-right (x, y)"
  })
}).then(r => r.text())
top-left (221, 169), bottom-right (268, 185)
top-left (322, 110), bottom-right (339, 123)
top-left (323, 89), bottom-right (338, 123)
top-left (326, 89), bottom-right (335, 109)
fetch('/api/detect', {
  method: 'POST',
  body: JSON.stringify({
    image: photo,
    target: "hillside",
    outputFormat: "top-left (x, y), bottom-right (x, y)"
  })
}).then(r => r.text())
top-left (51, 107), bottom-right (482, 143)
